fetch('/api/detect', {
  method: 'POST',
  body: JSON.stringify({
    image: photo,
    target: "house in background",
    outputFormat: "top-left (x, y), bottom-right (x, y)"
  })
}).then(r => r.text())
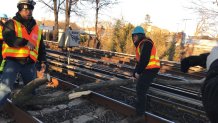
top-left (184, 36), bottom-right (218, 56)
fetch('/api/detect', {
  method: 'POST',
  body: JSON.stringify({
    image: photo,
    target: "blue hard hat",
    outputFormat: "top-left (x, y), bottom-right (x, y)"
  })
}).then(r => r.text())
top-left (132, 26), bottom-right (145, 35)
top-left (0, 13), bottom-right (8, 19)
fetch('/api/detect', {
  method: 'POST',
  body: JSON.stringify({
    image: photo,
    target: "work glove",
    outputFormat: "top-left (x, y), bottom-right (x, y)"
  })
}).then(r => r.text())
top-left (47, 77), bottom-right (59, 88)
top-left (0, 60), bottom-right (6, 72)
top-left (36, 62), bottom-right (47, 78)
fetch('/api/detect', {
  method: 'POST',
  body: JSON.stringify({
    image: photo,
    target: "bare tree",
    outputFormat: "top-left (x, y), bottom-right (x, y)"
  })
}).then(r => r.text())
top-left (194, 14), bottom-right (208, 36)
top-left (189, 0), bottom-right (218, 36)
top-left (62, 0), bottom-right (86, 30)
top-left (38, 0), bottom-right (65, 41)
top-left (65, 0), bottom-right (71, 31)
top-left (88, 0), bottom-right (118, 49)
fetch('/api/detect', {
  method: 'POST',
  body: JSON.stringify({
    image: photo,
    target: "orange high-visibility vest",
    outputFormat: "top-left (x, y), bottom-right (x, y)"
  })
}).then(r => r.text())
top-left (2, 19), bottom-right (42, 62)
top-left (135, 39), bottom-right (160, 69)
top-left (0, 25), bottom-right (3, 40)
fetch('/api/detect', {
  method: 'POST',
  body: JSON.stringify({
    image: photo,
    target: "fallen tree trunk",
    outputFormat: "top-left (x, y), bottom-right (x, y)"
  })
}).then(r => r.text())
top-left (73, 78), bottom-right (134, 92)
top-left (12, 78), bottom-right (49, 105)
top-left (14, 77), bottom-right (204, 106)
top-left (24, 78), bottom-right (133, 105)
top-left (24, 90), bottom-right (92, 105)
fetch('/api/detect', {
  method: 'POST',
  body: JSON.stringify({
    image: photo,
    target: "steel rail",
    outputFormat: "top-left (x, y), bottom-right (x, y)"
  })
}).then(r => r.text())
top-left (49, 62), bottom-right (203, 110)
top-left (51, 66), bottom-right (206, 122)
top-left (4, 99), bottom-right (42, 123)
top-left (57, 78), bottom-right (174, 123)
top-left (47, 52), bottom-right (202, 96)
top-left (118, 86), bottom-right (206, 121)
top-left (44, 41), bottom-right (207, 75)
top-left (46, 49), bottom-right (205, 80)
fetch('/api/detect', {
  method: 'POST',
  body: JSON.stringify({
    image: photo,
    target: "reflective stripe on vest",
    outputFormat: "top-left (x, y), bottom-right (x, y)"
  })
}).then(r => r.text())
top-left (2, 20), bottom-right (41, 62)
top-left (0, 25), bottom-right (3, 40)
top-left (135, 39), bottom-right (160, 69)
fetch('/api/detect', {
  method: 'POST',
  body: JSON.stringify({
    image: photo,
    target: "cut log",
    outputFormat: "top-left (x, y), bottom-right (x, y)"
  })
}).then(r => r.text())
top-left (24, 78), bottom-right (133, 105)
top-left (73, 78), bottom-right (134, 92)
top-left (15, 77), bottom-right (204, 106)
top-left (12, 78), bottom-right (49, 105)
top-left (25, 91), bottom-right (92, 105)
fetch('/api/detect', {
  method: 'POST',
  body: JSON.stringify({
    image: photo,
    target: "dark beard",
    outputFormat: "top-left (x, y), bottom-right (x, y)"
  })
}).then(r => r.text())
top-left (134, 40), bottom-right (140, 47)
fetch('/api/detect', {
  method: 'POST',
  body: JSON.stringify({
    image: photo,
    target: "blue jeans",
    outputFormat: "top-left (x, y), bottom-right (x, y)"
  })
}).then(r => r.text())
top-left (0, 59), bottom-right (36, 106)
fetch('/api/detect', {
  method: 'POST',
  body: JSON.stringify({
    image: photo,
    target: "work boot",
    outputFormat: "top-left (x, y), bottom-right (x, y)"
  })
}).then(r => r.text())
top-left (132, 115), bottom-right (146, 123)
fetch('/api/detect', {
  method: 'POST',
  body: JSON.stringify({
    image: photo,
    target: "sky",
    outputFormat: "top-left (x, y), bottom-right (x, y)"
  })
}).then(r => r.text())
top-left (0, 0), bottom-right (200, 36)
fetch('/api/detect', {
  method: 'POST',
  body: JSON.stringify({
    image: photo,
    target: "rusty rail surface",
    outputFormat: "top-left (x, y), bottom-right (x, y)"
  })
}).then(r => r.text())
top-left (3, 77), bottom-right (173, 123)
top-left (46, 48), bottom-right (206, 80)
top-left (4, 99), bottom-right (42, 123)
top-left (1, 41), bottom-right (206, 123)
top-left (58, 78), bottom-right (174, 123)
top-left (48, 53), bottom-right (208, 122)
top-left (44, 40), bottom-right (206, 76)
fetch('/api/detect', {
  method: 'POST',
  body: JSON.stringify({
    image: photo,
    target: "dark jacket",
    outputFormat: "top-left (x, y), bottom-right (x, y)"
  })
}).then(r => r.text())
top-left (134, 38), bottom-right (154, 75)
top-left (206, 59), bottom-right (218, 80)
top-left (201, 59), bottom-right (218, 123)
top-left (2, 12), bottom-right (46, 63)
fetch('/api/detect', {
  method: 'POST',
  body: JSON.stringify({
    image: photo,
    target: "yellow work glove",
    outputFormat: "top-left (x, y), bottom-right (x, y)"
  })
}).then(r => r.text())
top-left (0, 60), bottom-right (6, 72)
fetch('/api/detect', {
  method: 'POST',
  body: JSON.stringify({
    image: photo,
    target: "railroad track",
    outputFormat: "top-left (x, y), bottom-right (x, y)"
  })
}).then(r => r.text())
top-left (44, 40), bottom-right (206, 77)
top-left (46, 47), bottom-right (205, 100)
top-left (0, 41), bottom-right (209, 122)
top-left (0, 99), bottom-right (42, 123)
top-left (46, 49), bottom-right (203, 79)
top-left (49, 64), bottom-right (208, 123)
top-left (1, 76), bottom-right (173, 123)
top-left (46, 50), bottom-right (209, 122)
top-left (41, 78), bottom-right (173, 123)
top-left (46, 49), bottom-right (203, 91)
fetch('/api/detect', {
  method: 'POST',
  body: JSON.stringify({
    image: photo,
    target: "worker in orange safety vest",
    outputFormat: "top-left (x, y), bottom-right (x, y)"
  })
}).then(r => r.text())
top-left (130, 26), bottom-right (160, 123)
top-left (0, 13), bottom-right (9, 72)
top-left (0, 0), bottom-right (47, 106)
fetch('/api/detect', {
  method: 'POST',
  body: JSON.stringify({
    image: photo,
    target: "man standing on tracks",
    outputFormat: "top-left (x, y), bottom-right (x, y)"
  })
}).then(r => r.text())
top-left (0, 13), bottom-right (8, 72)
top-left (0, 0), bottom-right (46, 106)
top-left (131, 26), bottom-right (160, 123)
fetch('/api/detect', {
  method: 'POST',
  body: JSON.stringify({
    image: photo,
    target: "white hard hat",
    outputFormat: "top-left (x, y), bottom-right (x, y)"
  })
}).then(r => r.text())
top-left (17, 0), bottom-right (36, 6)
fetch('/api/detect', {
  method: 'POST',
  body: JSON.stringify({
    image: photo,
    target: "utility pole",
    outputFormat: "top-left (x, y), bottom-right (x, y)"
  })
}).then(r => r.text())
top-left (145, 14), bottom-right (152, 34)
top-left (183, 19), bottom-right (191, 32)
